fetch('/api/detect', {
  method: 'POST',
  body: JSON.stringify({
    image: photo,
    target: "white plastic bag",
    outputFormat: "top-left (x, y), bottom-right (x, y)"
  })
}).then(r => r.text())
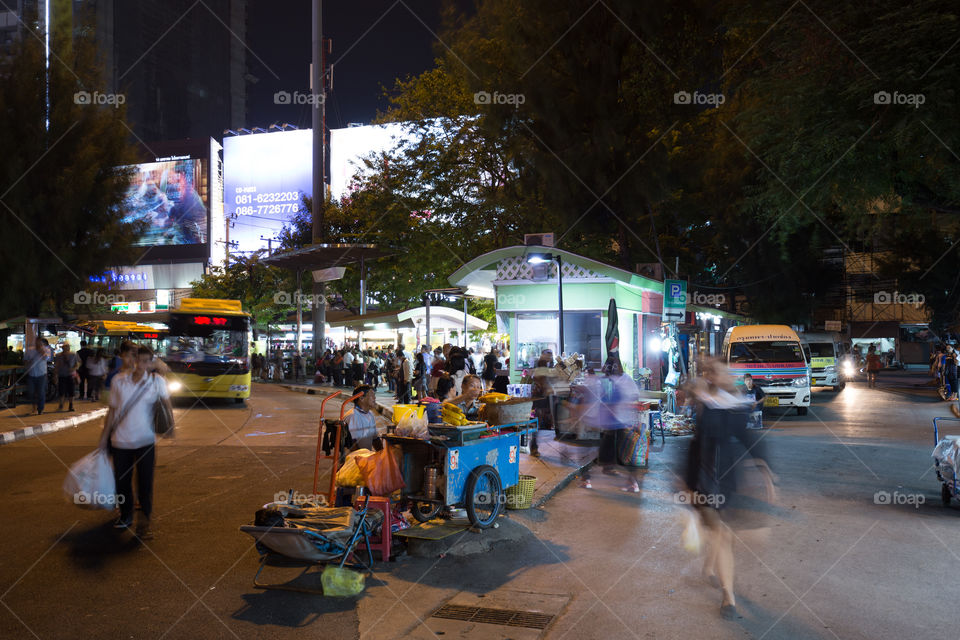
top-left (396, 412), bottom-right (429, 439)
top-left (681, 508), bottom-right (702, 554)
top-left (63, 449), bottom-right (118, 510)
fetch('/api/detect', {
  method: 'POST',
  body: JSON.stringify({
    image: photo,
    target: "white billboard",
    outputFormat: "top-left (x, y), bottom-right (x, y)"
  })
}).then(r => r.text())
top-left (329, 122), bottom-right (409, 200)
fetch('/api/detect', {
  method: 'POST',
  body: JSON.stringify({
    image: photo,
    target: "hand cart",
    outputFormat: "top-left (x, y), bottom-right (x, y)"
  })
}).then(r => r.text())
top-left (932, 417), bottom-right (960, 505)
top-left (383, 419), bottom-right (538, 529)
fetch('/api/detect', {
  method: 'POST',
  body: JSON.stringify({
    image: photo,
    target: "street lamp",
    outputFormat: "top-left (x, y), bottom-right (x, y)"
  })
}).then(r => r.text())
top-left (527, 252), bottom-right (564, 357)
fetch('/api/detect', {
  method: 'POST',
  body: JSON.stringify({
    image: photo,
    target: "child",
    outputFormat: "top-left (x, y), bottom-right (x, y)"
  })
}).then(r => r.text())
top-left (742, 373), bottom-right (765, 429)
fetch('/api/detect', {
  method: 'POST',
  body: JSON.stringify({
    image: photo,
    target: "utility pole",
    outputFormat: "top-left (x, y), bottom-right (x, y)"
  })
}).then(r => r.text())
top-left (260, 236), bottom-right (274, 255)
top-left (311, 0), bottom-right (326, 360)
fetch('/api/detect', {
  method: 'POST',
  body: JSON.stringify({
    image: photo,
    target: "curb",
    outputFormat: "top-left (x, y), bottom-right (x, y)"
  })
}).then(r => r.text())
top-left (531, 459), bottom-right (596, 509)
top-left (0, 408), bottom-right (108, 446)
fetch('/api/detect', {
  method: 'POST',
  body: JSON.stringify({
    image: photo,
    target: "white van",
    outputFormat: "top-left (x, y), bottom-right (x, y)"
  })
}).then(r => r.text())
top-left (801, 332), bottom-right (844, 391)
top-left (722, 325), bottom-right (811, 415)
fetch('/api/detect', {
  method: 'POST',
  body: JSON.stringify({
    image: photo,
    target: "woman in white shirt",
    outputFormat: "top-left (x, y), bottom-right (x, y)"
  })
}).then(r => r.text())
top-left (98, 343), bottom-right (172, 538)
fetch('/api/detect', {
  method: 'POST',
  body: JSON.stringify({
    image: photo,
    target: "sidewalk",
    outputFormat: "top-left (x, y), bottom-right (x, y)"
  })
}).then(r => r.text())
top-left (276, 380), bottom-right (598, 507)
top-left (868, 368), bottom-right (942, 400)
top-left (0, 400), bottom-right (107, 445)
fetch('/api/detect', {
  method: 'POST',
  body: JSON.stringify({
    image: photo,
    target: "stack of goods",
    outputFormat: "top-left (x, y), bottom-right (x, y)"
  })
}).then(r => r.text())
top-left (662, 412), bottom-right (695, 435)
top-left (441, 402), bottom-right (471, 426)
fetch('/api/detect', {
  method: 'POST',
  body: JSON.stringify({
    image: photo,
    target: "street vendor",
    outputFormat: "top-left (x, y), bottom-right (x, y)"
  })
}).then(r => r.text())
top-left (448, 374), bottom-right (484, 419)
top-left (344, 384), bottom-right (386, 450)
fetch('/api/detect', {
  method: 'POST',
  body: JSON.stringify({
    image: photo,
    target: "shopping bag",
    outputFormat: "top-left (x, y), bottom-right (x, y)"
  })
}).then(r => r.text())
top-left (321, 565), bottom-right (365, 596)
top-left (336, 449), bottom-right (373, 488)
top-left (63, 448), bottom-right (117, 510)
top-left (681, 508), bottom-right (702, 554)
top-left (356, 445), bottom-right (405, 496)
top-left (618, 429), bottom-right (648, 467)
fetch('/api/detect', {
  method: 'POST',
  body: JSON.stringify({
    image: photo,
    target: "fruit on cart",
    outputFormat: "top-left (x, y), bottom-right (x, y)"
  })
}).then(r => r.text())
top-left (479, 392), bottom-right (510, 404)
top-left (441, 402), bottom-right (469, 426)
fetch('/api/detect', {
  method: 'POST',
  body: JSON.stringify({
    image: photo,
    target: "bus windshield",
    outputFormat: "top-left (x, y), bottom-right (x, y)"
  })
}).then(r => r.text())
top-left (163, 314), bottom-right (249, 369)
top-left (730, 340), bottom-right (804, 364)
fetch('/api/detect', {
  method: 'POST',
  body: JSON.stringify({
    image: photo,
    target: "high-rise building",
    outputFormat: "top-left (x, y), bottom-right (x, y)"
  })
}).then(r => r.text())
top-left (0, 0), bottom-right (249, 142)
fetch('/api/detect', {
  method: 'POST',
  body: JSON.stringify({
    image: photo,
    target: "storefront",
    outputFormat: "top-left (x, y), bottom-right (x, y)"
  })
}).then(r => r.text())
top-left (448, 246), bottom-right (666, 385)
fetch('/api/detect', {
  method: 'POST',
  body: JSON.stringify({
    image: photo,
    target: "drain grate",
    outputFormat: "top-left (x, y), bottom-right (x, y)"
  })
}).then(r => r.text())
top-left (431, 604), bottom-right (554, 630)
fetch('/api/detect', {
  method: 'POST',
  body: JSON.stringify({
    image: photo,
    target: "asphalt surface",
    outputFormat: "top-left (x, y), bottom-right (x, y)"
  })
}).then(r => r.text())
top-left (2, 376), bottom-right (958, 639)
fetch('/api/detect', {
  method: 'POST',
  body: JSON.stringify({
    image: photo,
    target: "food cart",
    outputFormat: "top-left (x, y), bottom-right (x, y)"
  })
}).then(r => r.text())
top-left (383, 419), bottom-right (538, 529)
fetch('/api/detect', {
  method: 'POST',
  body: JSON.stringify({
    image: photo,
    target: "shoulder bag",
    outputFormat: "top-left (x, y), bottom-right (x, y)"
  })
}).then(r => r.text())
top-left (152, 374), bottom-right (175, 436)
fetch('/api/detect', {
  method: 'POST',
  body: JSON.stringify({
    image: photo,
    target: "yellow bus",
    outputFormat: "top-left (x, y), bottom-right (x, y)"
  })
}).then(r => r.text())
top-left (161, 298), bottom-right (252, 402)
top-left (76, 320), bottom-right (166, 354)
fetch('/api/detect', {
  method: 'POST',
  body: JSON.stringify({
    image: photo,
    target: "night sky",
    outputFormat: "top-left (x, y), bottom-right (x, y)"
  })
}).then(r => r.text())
top-left (245, 1), bottom-right (455, 129)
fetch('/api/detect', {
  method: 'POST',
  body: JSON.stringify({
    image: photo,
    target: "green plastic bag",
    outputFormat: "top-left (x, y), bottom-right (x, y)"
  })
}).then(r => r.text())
top-left (321, 565), bottom-right (366, 597)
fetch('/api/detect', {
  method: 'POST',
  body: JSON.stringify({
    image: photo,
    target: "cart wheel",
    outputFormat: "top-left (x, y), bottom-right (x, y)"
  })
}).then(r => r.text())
top-left (796, 406), bottom-right (808, 416)
top-left (465, 465), bottom-right (502, 529)
top-left (942, 483), bottom-right (951, 507)
top-left (411, 501), bottom-right (441, 523)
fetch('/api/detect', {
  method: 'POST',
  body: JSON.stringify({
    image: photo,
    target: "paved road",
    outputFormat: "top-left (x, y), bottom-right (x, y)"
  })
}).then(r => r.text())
top-left (2, 379), bottom-right (957, 639)
top-left (361, 380), bottom-right (960, 639)
top-left (0, 384), bottom-right (360, 640)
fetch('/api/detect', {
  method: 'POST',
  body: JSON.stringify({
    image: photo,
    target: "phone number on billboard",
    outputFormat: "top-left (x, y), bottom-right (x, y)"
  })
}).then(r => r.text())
top-left (234, 191), bottom-right (300, 205)
top-left (235, 203), bottom-right (300, 216)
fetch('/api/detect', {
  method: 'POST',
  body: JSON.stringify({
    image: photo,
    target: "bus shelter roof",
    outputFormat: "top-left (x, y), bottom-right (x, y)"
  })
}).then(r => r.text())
top-left (260, 244), bottom-right (390, 271)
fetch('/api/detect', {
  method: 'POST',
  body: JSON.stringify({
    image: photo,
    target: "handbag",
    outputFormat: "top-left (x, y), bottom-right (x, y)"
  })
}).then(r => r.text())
top-left (618, 427), bottom-right (649, 467)
top-left (154, 393), bottom-right (174, 436)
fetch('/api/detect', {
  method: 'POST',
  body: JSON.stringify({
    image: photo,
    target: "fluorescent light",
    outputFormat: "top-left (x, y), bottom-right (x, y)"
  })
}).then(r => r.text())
top-left (527, 252), bottom-right (553, 265)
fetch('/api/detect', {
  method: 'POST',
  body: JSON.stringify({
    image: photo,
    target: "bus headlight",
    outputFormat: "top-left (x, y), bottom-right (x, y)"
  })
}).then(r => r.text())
top-left (792, 376), bottom-right (809, 387)
top-left (168, 380), bottom-right (183, 392)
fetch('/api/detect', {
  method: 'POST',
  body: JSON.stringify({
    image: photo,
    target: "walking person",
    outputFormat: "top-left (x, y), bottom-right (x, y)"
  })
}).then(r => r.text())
top-left (77, 340), bottom-right (93, 400)
top-left (98, 343), bottom-right (172, 538)
top-left (412, 351), bottom-right (427, 401)
top-left (54, 342), bottom-right (80, 412)
top-left (482, 348), bottom-right (500, 391)
top-left (23, 337), bottom-right (52, 416)
top-left (86, 348), bottom-right (108, 402)
top-left (866, 345), bottom-right (884, 390)
top-left (395, 349), bottom-right (411, 404)
top-left (685, 358), bottom-right (777, 620)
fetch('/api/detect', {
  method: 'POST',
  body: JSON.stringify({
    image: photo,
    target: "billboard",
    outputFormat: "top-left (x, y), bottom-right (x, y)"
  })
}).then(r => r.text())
top-left (329, 122), bottom-right (409, 200)
top-left (223, 129), bottom-right (313, 254)
top-left (122, 159), bottom-right (208, 246)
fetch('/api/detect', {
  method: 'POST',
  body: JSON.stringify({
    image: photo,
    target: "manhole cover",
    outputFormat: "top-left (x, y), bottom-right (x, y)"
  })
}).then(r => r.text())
top-left (431, 604), bottom-right (554, 630)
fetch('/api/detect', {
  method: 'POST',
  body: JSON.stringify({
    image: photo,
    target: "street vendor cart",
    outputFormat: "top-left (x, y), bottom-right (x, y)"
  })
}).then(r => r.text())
top-left (383, 419), bottom-right (538, 529)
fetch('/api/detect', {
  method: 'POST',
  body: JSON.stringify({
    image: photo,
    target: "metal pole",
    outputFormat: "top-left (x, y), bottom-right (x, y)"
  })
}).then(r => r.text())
top-left (296, 270), bottom-right (303, 356)
top-left (359, 256), bottom-right (366, 315)
top-left (310, 0), bottom-right (325, 364)
top-left (463, 297), bottom-right (468, 347)
top-left (424, 294), bottom-right (431, 351)
top-left (557, 256), bottom-right (565, 357)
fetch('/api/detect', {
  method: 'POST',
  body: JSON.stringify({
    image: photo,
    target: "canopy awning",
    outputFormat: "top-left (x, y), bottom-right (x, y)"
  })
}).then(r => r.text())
top-left (329, 306), bottom-right (488, 332)
top-left (260, 243), bottom-right (390, 271)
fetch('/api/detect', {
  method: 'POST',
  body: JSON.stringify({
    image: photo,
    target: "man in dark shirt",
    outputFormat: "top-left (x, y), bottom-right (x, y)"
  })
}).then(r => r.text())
top-left (742, 373), bottom-right (766, 429)
top-left (77, 340), bottom-right (93, 400)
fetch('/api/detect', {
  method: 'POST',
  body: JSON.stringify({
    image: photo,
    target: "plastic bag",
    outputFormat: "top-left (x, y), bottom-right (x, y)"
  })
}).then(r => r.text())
top-left (681, 508), bottom-right (702, 554)
top-left (356, 445), bottom-right (405, 496)
top-left (321, 565), bottom-right (365, 596)
top-left (336, 449), bottom-right (372, 488)
top-left (63, 448), bottom-right (117, 510)
top-left (396, 412), bottom-right (429, 439)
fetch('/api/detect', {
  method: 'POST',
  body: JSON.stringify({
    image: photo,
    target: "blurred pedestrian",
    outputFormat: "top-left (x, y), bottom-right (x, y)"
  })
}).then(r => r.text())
top-left (77, 340), bottom-right (93, 400)
top-left (23, 337), bottom-right (51, 415)
top-left (86, 348), bottom-right (108, 402)
top-left (482, 348), bottom-right (500, 391)
top-left (685, 358), bottom-right (777, 620)
top-left (866, 345), bottom-right (884, 390)
top-left (54, 342), bottom-right (80, 412)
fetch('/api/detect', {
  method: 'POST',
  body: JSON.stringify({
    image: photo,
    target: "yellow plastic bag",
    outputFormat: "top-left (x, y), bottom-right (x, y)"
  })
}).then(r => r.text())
top-left (321, 565), bottom-right (365, 597)
top-left (336, 449), bottom-right (372, 488)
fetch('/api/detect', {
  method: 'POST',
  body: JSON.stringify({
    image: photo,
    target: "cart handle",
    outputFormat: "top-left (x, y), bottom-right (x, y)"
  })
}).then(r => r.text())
top-left (933, 416), bottom-right (960, 446)
top-left (313, 390), bottom-right (342, 497)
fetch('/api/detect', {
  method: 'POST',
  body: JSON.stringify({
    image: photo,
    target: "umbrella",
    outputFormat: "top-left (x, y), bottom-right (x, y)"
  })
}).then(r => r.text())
top-left (605, 298), bottom-right (620, 362)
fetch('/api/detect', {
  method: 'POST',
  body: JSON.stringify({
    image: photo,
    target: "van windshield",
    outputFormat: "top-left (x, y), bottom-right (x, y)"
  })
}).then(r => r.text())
top-left (806, 342), bottom-right (835, 358)
top-left (730, 341), bottom-right (804, 364)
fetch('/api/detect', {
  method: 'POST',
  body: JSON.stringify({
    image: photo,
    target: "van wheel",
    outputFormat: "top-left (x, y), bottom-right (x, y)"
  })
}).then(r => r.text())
top-left (796, 406), bottom-right (808, 416)
top-left (834, 384), bottom-right (845, 392)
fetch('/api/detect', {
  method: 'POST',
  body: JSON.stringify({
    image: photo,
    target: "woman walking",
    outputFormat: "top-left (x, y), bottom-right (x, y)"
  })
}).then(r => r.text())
top-left (685, 358), bottom-right (777, 619)
top-left (98, 343), bottom-right (173, 539)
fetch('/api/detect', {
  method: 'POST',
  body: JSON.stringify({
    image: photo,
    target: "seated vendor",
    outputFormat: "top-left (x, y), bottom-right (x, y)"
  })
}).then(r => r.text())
top-left (345, 384), bottom-right (384, 450)
top-left (448, 374), bottom-right (484, 419)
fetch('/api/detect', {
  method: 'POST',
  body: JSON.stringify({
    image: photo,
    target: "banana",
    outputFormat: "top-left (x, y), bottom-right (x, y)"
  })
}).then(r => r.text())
top-left (479, 393), bottom-right (510, 403)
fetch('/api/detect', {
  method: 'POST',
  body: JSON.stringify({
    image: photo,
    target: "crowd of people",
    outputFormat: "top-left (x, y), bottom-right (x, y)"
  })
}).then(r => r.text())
top-left (251, 343), bottom-right (510, 404)
top-left (21, 339), bottom-right (127, 416)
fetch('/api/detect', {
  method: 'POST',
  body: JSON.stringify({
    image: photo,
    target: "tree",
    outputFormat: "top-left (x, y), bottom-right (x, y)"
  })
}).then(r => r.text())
top-left (0, 8), bottom-right (144, 318)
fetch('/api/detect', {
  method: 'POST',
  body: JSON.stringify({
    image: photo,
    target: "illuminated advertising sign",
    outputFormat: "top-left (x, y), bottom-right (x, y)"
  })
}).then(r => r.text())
top-left (122, 159), bottom-right (208, 246)
top-left (222, 129), bottom-right (312, 253)
top-left (329, 122), bottom-right (409, 200)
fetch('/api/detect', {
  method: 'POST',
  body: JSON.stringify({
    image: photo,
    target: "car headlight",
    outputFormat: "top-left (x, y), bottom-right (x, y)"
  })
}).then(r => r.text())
top-left (168, 380), bottom-right (183, 392)
top-left (842, 362), bottom-right (856, 376)
top-left (792, 376), bottom-right (809, 387)
top-left (825, 365), bottom-right (836, 373)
